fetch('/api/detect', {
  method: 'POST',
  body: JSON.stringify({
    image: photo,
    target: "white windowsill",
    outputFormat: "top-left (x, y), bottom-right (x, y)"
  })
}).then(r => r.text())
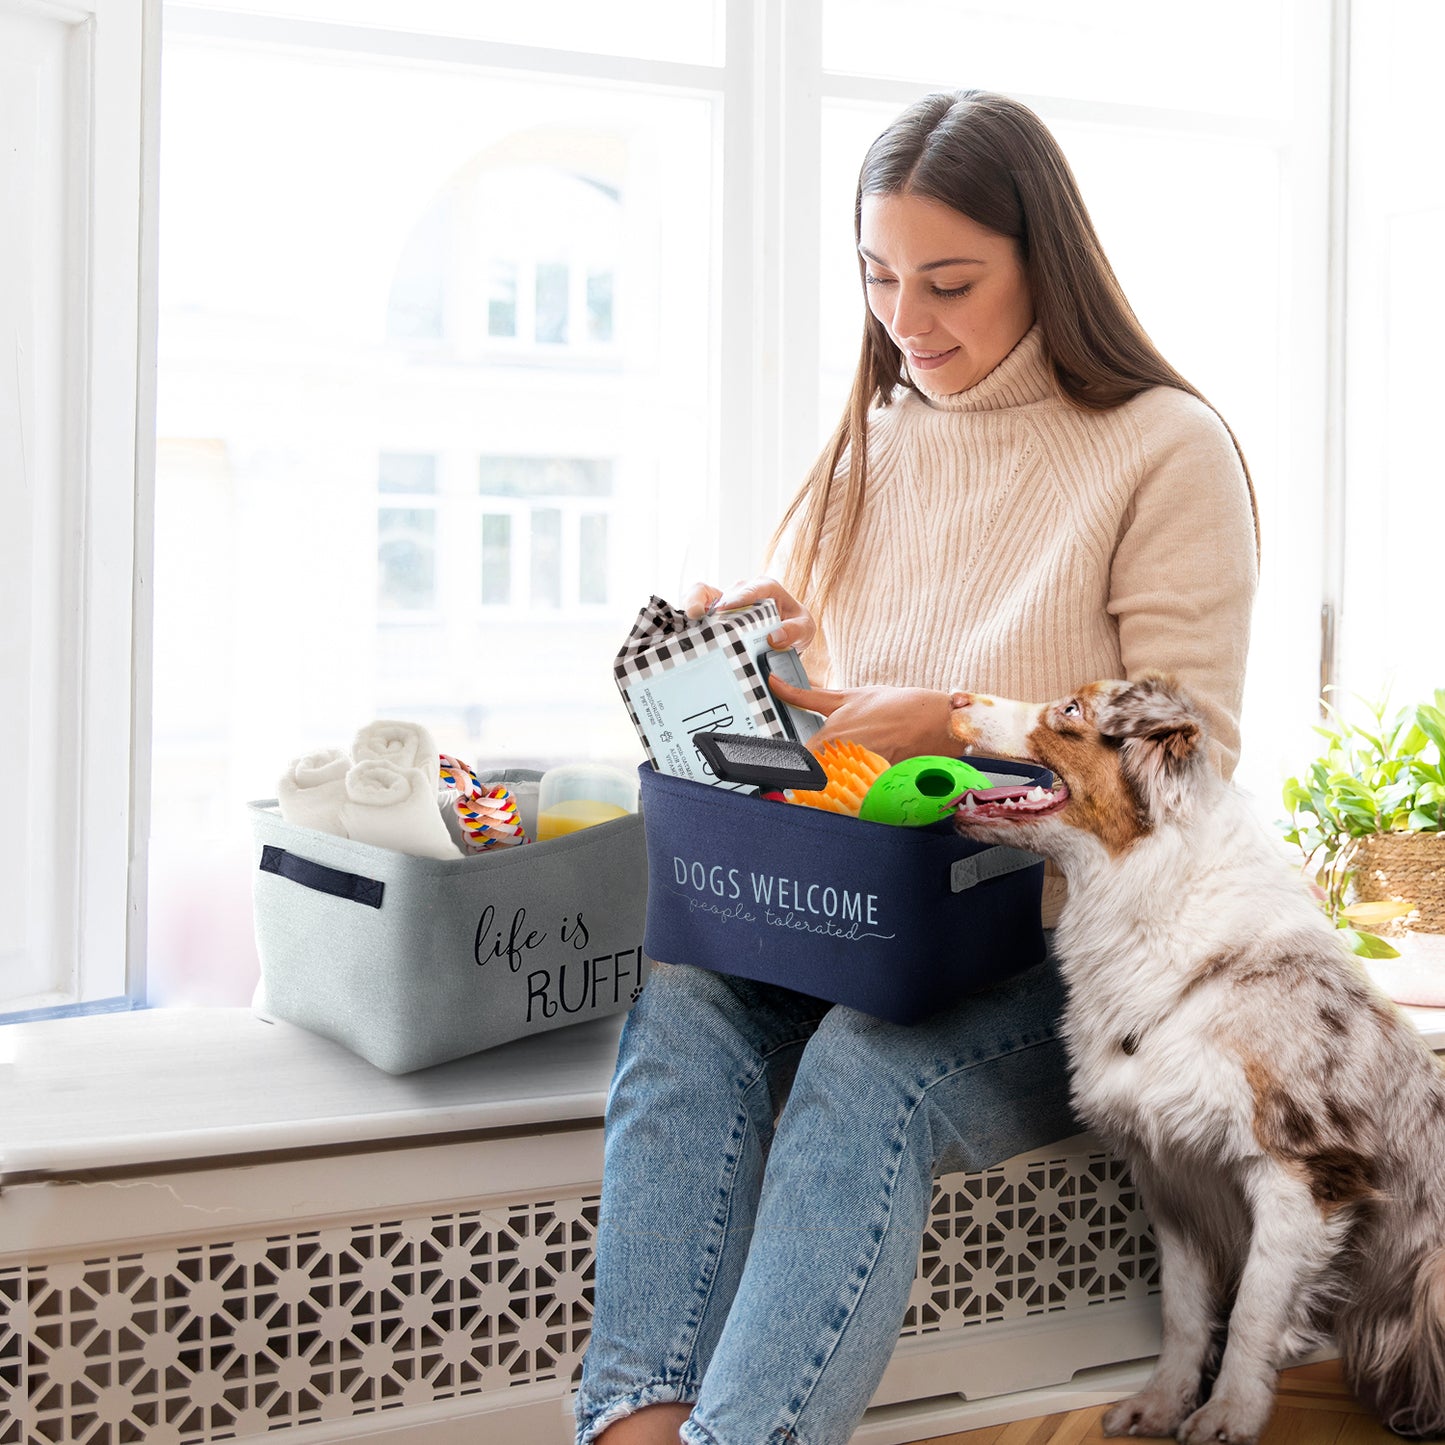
top-left (5, 997), bottom-right (1443, 1186)
top-left (0, 1006), bottom-right (625, 1182)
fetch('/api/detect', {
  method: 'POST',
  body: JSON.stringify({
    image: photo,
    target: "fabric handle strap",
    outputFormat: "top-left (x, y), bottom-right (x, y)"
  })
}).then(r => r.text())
top-left (259, 844), bottom-right (385, 909)
top-left (950, 847), bottom-right (1043, 893)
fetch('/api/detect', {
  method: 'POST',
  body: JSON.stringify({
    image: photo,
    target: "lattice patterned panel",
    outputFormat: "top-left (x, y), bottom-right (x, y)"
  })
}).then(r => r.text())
top-left (1, 1198), bottom-right (598, 1444)
top-left (0, 1148), bottom-right (1155, 1443)
top-left (903, 1148), bottom-right (1158, 1336)
top-left (1, 1266), bottom-right (20, 1445)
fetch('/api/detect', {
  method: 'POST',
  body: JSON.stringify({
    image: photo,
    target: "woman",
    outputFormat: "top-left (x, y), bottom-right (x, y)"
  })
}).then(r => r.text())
top-left (576, 89), bottom-right (1258, 1445)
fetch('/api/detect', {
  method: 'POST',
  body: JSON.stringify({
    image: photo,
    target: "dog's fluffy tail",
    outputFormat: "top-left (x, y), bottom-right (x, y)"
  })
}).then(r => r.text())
top-left (1342, 1241), bottom-right (1445, 1439)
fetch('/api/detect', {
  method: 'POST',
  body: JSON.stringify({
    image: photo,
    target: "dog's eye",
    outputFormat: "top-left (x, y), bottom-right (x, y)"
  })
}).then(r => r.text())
top-left (1061, 700), bottom-right (1081, 718)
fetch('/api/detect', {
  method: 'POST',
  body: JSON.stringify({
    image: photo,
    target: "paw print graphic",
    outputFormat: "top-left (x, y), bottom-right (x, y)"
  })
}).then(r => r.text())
top-left (630, 984), bottom-right (644, 1002)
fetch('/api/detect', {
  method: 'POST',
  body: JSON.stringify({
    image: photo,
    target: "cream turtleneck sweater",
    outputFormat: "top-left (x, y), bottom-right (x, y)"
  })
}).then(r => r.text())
top-left (779, 326), bottom-right (1258, 925)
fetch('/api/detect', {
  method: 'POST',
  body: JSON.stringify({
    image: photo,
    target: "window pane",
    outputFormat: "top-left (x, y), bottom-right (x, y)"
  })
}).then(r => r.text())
top-left (479, 456), bottom-right (613, 497)
top-left (1339, 3), bottom-right (1445, 709)
top-left (378, 509), bottom-right (437, 610)
top-left (580, 512), bottom-right (609, 604)
top-left (151, 35), bottom-right (715, 1003)
top-left (587, 268), bottom-right (614, 343)
top-left (378, 451), bottom-right (437, 493)
top-left (535, 261), bottom-right (569, 344)
top-left (487, 259), bottom-right (517, 339)
top-left (481, 513), bottom-right (512, 605)
top-left (821, 0), bottom-right (1289, 121)
top-left (530, 507), bottom-right (563, 608)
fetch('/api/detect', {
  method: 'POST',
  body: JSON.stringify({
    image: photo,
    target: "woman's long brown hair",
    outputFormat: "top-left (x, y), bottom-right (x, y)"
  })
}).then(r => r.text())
top-left (770, 89), bottom-right (1258, 614)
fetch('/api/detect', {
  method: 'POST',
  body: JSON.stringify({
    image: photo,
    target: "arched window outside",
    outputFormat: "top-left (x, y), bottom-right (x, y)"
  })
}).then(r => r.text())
top-left (386, 161), bottom-right (620, 354)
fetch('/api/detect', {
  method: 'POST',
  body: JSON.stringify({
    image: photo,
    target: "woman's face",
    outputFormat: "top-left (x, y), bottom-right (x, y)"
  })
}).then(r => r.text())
top-left (859, 192), bottom-right (1034, 394)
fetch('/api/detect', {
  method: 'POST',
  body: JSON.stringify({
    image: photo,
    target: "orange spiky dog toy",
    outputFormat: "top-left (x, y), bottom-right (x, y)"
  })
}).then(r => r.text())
top-left (789, 739), bottom-right (891, 815)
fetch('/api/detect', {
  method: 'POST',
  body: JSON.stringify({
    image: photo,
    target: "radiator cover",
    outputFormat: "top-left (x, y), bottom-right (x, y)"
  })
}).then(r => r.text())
top-left (0, 1140), bottom-right (1156, 1444)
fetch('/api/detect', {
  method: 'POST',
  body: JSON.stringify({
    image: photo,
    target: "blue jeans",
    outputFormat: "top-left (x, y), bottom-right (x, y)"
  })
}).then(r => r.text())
top-left (575, 941), bottom-right (1077, 1445)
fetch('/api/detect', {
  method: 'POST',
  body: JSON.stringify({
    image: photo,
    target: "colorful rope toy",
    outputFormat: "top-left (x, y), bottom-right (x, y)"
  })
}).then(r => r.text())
top-left (438, 754), bottom-right (529, 852)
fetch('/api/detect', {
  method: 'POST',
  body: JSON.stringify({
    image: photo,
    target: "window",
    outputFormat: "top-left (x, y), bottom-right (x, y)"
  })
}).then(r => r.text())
top-left (487, 262), bottom-right (519, 340)
top-left (477, 457), bottom-right (616, 612)
top-left (535, 263), bottom-right (571, 346)
top-left (378, 453), bottom-right (440, 613)
top-left (142, 1), bottom-right (1335, 1007)
top-left (378, 510), bottom-right (440, 612)
top-left (12, 2), bottom-right (1393, 1017)
top-left (482, 515), bottom-right (513, 605)
top-left (386, 165), bottom-right (622, 356)
top-left (812, 0), bottom-right (1333, 804)
top-left (376, 452), bottom-right (614, 618)
top-left (145, 4), bottom-right (720, 1005)
top-left (587, 270), bottom-right (615, 344)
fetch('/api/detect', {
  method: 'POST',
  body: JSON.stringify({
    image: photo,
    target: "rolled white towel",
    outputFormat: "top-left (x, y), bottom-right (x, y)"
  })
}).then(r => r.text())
top-left (352, 719), bottom-right (440, 779)
top-left (340, 759), bottom-right (461, 860)
top-left (277, 748), bottom-right (350, 835)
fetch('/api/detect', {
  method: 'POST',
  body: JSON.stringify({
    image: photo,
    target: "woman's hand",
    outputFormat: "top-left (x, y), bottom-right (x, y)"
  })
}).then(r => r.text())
top-left (767, 678), bottom-right (956, 765)
top-left (681, 576), bottom-right (816, 653)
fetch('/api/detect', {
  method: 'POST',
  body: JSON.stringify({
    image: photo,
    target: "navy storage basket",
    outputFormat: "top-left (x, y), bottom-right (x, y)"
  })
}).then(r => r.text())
top-left (638, 759), bottom-right (1049, 1024)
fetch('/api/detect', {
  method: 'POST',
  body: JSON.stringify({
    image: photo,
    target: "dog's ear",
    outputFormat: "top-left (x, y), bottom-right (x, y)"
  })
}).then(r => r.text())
top-left (1094, 674), bottom-right (1206, 814)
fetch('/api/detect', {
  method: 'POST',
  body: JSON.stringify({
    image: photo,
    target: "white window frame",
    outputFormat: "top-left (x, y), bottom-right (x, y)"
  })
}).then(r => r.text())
top-left (1, 0), bottom-right (157, 1016)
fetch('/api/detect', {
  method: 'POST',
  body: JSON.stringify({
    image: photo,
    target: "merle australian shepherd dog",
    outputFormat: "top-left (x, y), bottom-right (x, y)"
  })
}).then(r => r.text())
top-left (946, 675), bottom-right (1445, 1443)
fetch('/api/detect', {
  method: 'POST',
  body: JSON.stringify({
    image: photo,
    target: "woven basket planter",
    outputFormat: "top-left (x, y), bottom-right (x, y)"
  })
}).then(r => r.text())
top-left (1351, 831), bottom-right (1445, 936)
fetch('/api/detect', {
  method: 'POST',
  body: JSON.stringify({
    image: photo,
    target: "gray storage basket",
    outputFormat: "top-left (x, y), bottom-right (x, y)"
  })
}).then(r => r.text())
top-left (248, 795), bottom-right (649, 1073)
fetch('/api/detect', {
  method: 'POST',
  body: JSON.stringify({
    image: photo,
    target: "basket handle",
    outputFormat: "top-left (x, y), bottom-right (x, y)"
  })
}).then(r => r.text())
top-left (259, 844), bottom-right (385, 909)
top-left (950, 847), bottom-right (1042, 893)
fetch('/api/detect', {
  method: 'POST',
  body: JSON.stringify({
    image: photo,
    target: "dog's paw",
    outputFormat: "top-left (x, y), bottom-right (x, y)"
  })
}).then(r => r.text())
top-left (1101, 1389), bottom-right (1196, 1438)
top-left (1175, 1395), bottom-right (1270, 1445)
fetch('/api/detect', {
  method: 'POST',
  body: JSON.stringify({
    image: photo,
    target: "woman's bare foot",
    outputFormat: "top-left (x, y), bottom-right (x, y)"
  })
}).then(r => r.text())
top-left (595, 1401), bottom-right (693, 1443)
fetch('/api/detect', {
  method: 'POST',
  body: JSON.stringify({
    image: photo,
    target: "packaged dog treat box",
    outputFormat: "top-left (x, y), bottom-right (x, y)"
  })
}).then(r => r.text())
top-left (613, 595), bottom-right (821, 786)
top-left (248, 768), bottom-right (649, 1074)
top-left (636, 757), bottom-right (1051, 1024)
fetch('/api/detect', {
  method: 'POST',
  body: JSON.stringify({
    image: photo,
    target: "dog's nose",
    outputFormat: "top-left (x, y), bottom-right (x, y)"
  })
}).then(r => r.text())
top-left (949, 692), bottom-right (974, 710)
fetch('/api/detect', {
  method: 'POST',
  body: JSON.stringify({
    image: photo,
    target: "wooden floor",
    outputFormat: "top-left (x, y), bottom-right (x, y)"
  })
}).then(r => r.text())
top-left (909, 1360), bottom-right (1396, 1444)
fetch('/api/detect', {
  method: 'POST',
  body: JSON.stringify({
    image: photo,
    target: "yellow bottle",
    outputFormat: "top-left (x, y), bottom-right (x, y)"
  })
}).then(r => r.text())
top-left (536, 799), bottom-right (630, 840)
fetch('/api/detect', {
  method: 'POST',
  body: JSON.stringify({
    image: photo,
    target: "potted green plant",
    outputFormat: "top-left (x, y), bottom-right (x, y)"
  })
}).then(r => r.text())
top-left (1281, 688), bottom-right (1445, 958)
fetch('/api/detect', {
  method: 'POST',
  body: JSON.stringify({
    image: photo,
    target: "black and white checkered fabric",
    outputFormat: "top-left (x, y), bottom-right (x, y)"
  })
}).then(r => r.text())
top-left (613, 595), bottom-right (787, 765)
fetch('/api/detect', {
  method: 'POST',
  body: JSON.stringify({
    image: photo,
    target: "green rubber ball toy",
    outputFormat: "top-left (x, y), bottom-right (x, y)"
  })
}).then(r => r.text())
top-left (858, 755), bottom-right (992, 827)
